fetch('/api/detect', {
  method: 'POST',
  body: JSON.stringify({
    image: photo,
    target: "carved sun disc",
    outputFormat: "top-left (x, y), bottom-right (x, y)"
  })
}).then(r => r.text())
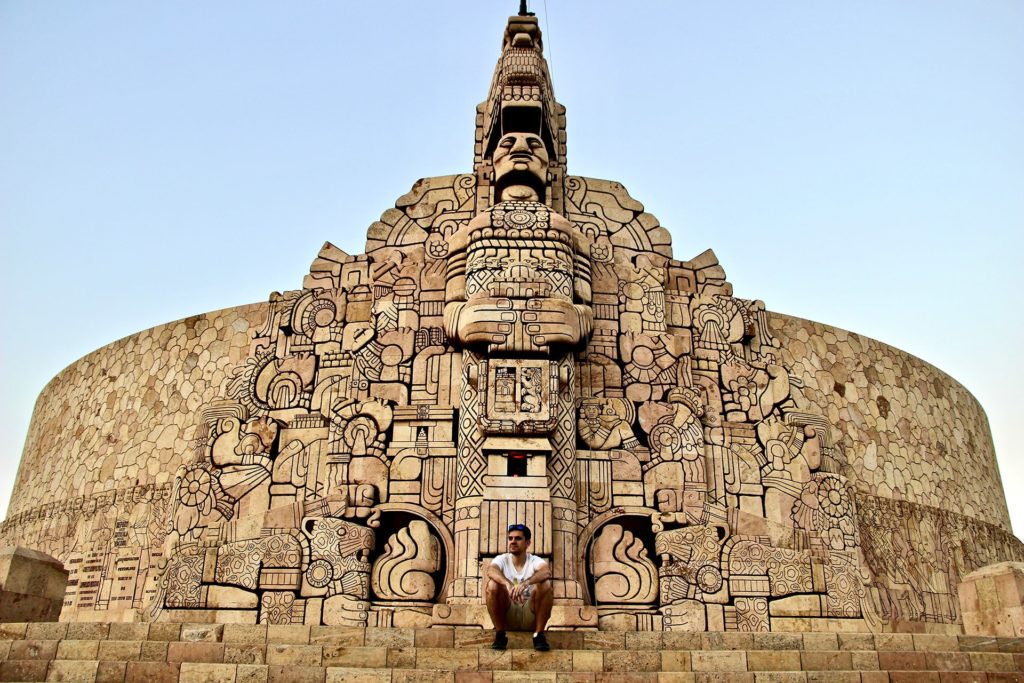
top-left (506, 209), bottom-right (537, 228)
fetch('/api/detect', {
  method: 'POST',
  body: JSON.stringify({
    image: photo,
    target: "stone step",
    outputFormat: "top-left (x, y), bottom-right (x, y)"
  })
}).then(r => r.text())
top-left (2, 661), bottom-right (1024, 683)
top-left (1, 648), bottom-right (1023, 679)
top-left (3, 641), bottom-right (1023, 666)
top-left (2, 624), bottom-right (1023, 655)
top-left (1, 623), bottom-right (1024, 683)
top-left (1, 644), bottom-right (1022, 672)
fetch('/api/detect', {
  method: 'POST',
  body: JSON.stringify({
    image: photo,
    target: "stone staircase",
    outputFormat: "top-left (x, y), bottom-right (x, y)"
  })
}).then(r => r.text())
top-left (1, 622), bottom-right (1022, 683)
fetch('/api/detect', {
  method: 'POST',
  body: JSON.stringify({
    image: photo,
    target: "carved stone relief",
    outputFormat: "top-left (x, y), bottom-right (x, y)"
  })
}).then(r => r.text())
top-left (2, 10), bottom-right (1021, 633)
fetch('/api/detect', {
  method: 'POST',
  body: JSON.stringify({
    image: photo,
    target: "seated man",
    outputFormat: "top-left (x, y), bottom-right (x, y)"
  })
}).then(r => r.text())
top-left (485, 523), bottom-right (554, 651)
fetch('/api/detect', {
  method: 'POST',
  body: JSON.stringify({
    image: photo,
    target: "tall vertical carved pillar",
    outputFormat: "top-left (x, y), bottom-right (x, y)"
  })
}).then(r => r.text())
top-left (439, 12), bottom-right (592, 619)
top-left (443, 199), bottom-right (592, 611)
top-left (550, 356), bottom-right (583, 602)
top-left (449, 350), bottom-right (486, 602)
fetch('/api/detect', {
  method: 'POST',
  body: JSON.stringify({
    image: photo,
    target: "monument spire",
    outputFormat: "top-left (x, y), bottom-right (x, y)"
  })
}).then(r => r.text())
top-left (8, 1), bottom-right (1015, 644)
top-left (474, 9), bottom-right (566, 211)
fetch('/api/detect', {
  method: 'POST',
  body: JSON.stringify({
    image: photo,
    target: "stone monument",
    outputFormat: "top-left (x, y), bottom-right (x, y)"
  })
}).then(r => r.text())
top-left (3, 10), bottom-right (1021, 634)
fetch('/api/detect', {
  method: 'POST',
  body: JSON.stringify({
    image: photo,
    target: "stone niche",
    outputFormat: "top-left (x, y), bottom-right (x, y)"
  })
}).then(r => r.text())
top-left (2, 12), bottom-right (1022, 632)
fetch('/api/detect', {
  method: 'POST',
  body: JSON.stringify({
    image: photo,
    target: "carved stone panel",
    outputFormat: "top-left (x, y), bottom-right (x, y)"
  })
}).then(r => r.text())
top-left (2, 10), bottom-right (1020, 635)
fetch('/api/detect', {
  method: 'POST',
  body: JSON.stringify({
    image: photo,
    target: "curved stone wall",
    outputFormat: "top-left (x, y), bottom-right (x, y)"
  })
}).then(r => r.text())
top-left (769, 313), bottom-right (1010, 530)
top-left (2, 301), bottom-right (1016, 625)
top-left (8, 303), bottom-right (269, 515)
top-left (0, 303), bottom-right (268, 618)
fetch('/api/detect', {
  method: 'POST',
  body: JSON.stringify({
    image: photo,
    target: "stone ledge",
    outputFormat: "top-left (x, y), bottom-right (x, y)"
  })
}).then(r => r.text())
top-left (0, 661), bottom-right (1022, 682)
top-left (1, 624), bottom-right (1023, 655)
top-left (0, 623), bottom-right (1023, 683)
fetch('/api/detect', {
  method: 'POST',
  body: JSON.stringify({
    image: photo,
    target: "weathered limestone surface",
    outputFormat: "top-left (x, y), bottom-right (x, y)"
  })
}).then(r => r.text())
top-left (771, 313), bottom-right (1022, 630)
top-left (2, 12), bottom-right (1021, 633)
top-left (0, 547), bottom-right (67, 622)
top-left (771, 313), bottom-right (1008, 527)
top-left (9, 304), bottom-right (269, 515)
top-left (959, 562), bottom-right (1024, 637)
top-left (0, 304), bottom-right (269, 618)
top-left (0, 622), bottom-right (1022, 682)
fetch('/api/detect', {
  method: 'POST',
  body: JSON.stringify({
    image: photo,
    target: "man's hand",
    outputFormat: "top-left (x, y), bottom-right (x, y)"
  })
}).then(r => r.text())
top-left (509, 581), bottom-right (528, 605)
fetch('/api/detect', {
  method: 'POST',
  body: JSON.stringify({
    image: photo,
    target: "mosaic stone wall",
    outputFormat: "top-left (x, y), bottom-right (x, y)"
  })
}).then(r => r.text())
top-left (2, 303), bottom-right (1017, 626)
top-left (3, 12), bottom-right (1021, 632)
top-left (0, 304), bottom-right (268, 617)
top-left (770, 314), bottom-right (1009, 530)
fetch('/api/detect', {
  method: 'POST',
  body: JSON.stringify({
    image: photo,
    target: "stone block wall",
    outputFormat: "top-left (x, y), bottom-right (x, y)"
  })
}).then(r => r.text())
top-left (0, 547), bottom-right (67, 622)
top-left (3, 299), bottom-right (1018, 628)
top-left (0, 303), bottom-right (269, 620)
top-left (959, 562), bottom-right (1024, 636)
top-left (2, 621), bottom-right (1024, 681)
top-left (771, 313), bottom-right (1009, 529)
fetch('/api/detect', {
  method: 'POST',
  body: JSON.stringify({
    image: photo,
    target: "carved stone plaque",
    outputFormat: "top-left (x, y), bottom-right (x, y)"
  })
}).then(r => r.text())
top-left (479, 359), bottom-right (558, 434)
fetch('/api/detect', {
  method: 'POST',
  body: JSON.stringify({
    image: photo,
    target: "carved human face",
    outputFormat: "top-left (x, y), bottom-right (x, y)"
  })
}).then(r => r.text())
top-left (493, 132), bottom-right (548, 183)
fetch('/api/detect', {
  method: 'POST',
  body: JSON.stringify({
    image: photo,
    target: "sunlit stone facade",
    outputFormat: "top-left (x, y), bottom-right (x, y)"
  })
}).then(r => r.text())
top-left (4, 12), bottom-right (1020, 632)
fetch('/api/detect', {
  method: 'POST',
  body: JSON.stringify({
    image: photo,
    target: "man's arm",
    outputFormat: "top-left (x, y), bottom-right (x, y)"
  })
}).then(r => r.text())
top-left (526, 560), bottom-right (551, 586)
top-left (486, 557), bottom-right (512, 591)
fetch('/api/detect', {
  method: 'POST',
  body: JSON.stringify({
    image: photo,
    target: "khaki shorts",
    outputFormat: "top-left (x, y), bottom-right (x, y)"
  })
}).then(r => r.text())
top-left (506, 593), bottom-right (536, 630)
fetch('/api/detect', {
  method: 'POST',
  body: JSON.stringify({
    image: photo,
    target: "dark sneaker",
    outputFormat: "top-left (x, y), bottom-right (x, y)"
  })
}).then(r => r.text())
top-left (491, 631), bottom-right (508, 650)
top-left (533, 632), bottom-right (550, 651)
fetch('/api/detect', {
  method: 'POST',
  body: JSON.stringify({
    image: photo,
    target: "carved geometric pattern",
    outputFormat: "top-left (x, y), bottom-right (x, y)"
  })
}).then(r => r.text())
top-left (164, 553), bottom-right (205, 609)
top-left (457, 351), bottom-right (486, 499)
top-left (734, 597), bottom-right (770, 632)
top-left (6, 10), bottom-right (1023, 636)
top-left (549, 358), bottom-right (577, 500)
top-left (259, 591), bottom-right (296, 625)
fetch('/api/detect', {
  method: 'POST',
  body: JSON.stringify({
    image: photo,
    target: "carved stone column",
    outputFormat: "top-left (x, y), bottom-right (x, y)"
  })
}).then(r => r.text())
top-left (448, 350), bottom-right (486, 602)
top-left (549, 357), bottom-right (582, 602)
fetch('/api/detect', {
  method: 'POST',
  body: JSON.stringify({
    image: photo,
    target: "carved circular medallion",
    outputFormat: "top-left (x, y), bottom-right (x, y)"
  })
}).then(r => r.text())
top-left (309, 299), bottom-right (336, 328)
top-left (305, 559), bottom-right (333, 588)
top-left (649, 424), bottom-right (682, 456)
top-left (505, 209), bottom-right (538, 229)
top-left (695, 564), bottom-right (723, 593)
top-left (179, 468), bottom-right (213, 509)
top-left (426, 235), bottom-right (449, 258)
top-left (809, 475), bottom-right (852, 522)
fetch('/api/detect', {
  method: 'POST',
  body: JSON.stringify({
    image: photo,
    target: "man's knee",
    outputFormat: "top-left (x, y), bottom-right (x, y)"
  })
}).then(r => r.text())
top-left (532, 578), bottom-right (553, 600)
top-left (485, 579), bottom-right (507, 601)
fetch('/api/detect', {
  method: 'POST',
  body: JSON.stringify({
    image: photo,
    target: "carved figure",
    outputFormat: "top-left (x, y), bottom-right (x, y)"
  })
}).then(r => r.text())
top-left (10, 9), bottom-right (1020, 636)
top-left (493, 132), bottom-right (550, 202)
top-left (578, 398), bottom-right (639, 450)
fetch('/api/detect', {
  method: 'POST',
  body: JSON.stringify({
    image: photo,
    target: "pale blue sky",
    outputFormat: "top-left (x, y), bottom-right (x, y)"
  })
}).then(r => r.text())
top-left (2, 2), bottom-right (1022, 529)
